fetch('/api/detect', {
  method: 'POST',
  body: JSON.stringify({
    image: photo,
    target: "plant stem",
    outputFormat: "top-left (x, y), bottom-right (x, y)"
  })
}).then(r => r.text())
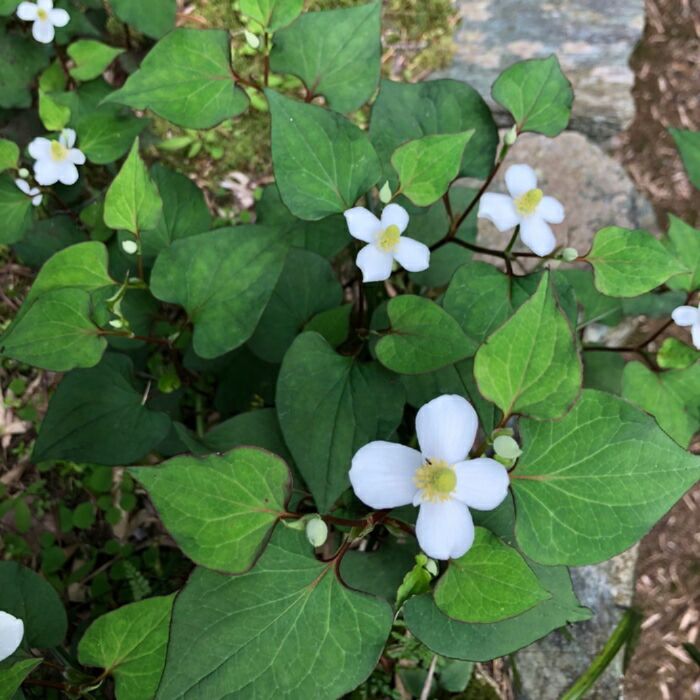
top-left (420, 655), bottom-right (438, 700)
top-left (442, 191), bottom-right (454, 225)
top-left (263, 32), bottom-right (270, 86)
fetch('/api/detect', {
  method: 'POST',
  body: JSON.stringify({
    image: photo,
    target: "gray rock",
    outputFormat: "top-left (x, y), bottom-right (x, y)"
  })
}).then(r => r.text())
top-left (445, 0), bottom-right (644, 141)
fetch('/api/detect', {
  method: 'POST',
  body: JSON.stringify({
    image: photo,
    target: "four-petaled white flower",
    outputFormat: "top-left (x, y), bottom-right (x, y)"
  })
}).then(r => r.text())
top-left (15, 178), bottom-right (43, 207)
top-left (16, 0), bottom-right (69, 44)
top-left (29, 129), bottom-right (85, 186)
top-left (349, 394), bottom-right (510, 560)
top-left (0, 610), bottom-right (24, 662)
top-left (478, 163), bottom-right (565, 257)
top-left (344, 203), bottom-right (430, 283)
top-left (672, 302), bottom-right (700, 349)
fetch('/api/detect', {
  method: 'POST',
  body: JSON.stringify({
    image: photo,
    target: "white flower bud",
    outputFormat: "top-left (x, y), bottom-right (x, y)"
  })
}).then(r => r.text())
top-left (121, 239), bottom-right (138, 255)
top-left (504, 125), bottom-right (518, 146)
top-left (305, 517), bottom-right (328, 547)
top-left (244, 30), bottom-right (260, 49)
top-left (379, 180), bottom-right (392, 204)
top-left (561, 247), bottom-right (579, 262)
top-left (493, 435), bottom-right (522, 460)
top-left (18, 168), bottom-right (30, 179)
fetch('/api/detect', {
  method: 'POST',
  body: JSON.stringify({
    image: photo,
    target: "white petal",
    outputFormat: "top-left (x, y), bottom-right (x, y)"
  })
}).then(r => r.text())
top-left (453, 458), bottom-right (510, 510)
top-left (356, 244), bottom-right (393, 283)
top-left (16, 2), bottom-right (39, 20)
top-left (0, 611), bottom-right (24, 662)
top-left (49, 7), bottom-right (69, 26)
top-left (416, 499), bottom-right (475, 560)
top-left (394, 237), bottom-right (430, 272)
top-left (672, 305), bottom-right (698, 327)
top-left (478, 192), bottom-right (520, 232)
top-left (31, 194), bottom-right (44, 206)
top-left (416, 394), bottom-right (478, 464)
top-left (380, 203), bottom-right (409, 233)
top-left (692, 323), bottom-right (700, 350)
top-left (57, 161), bottom-right (79, 185)
top-left (349, 441), bottom-right (422, 509)
top-left (28, 137), bottom-right (52, 161)
top-left (32, 18), bottom-right (55, 43)
top-left (14, 178), bottom-right (31, 195)
top-left (34, 159), bottom-right (60, 185)
top-left (68, 148), bottom-right (85, 165)
top-left (536, 195), bottom-right (565, 224)
top-left (505, 163), bottom-right (538, 198)
top-left (60, 128), bottom-right (77, 148)
top-left (344, 207), bottom-right (381, 243)
top-left (37, 0), bottom-right (52, 10)
top-left (519, 216), bottom-right (556, 257)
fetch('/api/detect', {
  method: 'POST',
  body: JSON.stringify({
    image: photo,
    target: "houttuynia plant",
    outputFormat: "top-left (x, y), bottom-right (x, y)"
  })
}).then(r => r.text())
top-left (1, 0), bottom-right (699, 698)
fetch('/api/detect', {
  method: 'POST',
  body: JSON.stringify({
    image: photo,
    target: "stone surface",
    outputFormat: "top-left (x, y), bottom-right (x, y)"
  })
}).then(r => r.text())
top-left (446, 0), bottom-right (645, 140)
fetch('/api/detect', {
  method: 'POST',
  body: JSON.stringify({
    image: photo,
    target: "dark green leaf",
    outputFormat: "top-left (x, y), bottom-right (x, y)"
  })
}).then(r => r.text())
top-left (110, 0), bottom-right (176, 39)
top-left (0, 138), bottom-right (19, 172)
top-left (0, 27), bottom-right (50, 109)
top-left (0, 174), bottom-right (33, 245)
top-left (670, 128), bottom-right (700, 190)
top-left (0, 657), bottom-right (42, 698)
top-left (664, 215), bottom-right (700, 291)
top-left (240, 0), bottom-right (303, 31)
top-left (76, 110), bottom-right (148, 164)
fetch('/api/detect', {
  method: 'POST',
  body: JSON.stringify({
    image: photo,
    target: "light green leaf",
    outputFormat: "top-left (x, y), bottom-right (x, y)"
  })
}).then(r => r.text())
top-left (110, 0), bottom-right (176, 39)
top-left (0, 657), bottom-right (42, 698)
top-left (434, 528), bottom-right (549, 623)
top-left (0, 0), bottom-right (20, 15)
top-left (67, 40), bottom-right (124, 81)
top-left (670, 128), bottom-right (700, 190)
top-left (105, 29), bottom-right (248, 128)
top-left (76, 110), bottom-right (147, 164)
top-left (0, 138), bottom-right (19, 172)
top-left (267, 90), bottom-right (381, 220)
top-left (131, 448), bottom-right (291, 572)
top-left (391, 131), bottom-right (473, 206)
top-left (33, 354), bottom-right (171, 465)
top-left (657, 338), bottom-right (700, 369)
top-left (0, 561), bottom-right (67, 648)
top-left (150, 225), bottom-right (288, 359)
top-left (104, 139), bottom-right (162, 234)
top-left (0, 27), bottom-right (50, 109)
top-left (270, 2), bottom-right (381, 113)
top-left (240, 0), bottom-right (302, 31)
top-left (664, 215), bottom-right (700, 291)
top-left (491, 55), bottom-right (573, 136)
top-left (277, 332), bottom-right (405, 511)
top-left (376, 295), bottom-right (477, 374)
top-left (512, 389), bottom-right (700, 565)
top-left (473, 271), bottom-right (581, 419)
top-left (587, 227), bottom-right (688, 297)
top-left (0, 173), bottom-right (33, 244)
top-left (369, 79), bottom-right (498, 186)
top-left (38, 89), bottom-right (71, 130)
top-left (78, 595), bottom-right (174, 700)
top-left (622, 361), bottom-right (700, 448)
top-left (156, 529), bottom-right (392, 699)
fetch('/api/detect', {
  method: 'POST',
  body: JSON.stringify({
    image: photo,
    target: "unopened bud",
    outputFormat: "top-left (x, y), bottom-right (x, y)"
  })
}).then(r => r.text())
top-left (121, 239), bottom-right (138, 255)
top-left (379, 180), bottom-right (392, 204)
top-left (305, 517), bottom-right (328, 547)
top-left (244, 30), bottom-right (260, 49)
top-left (504, 125), bottom-right (518, 146)
top-left (493, 434), bottom-right (522, 460)
top-left (18, 167), bottom-right (30, 179)
top-left (561, 247), bottom-right (578, 262)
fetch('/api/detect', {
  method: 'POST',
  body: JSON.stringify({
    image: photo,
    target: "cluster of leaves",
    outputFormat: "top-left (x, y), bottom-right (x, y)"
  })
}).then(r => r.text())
top-left (1, 0), bottom-right (699, 698)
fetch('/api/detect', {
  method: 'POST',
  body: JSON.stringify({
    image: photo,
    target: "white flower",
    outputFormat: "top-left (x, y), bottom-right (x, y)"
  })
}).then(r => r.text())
top-left (29, 129), bottom-right (85, 186)
top-left (344, 203), bottom-right (430, 283)
top-left (16, 0), bottom-right (69, 44)
top-left (349, 395), bottom-right (510, 560)
top-left (0, 611), bottom-right (24, 662)
top-left (15, 178), bottom-right (43, 207)
top-left (478, 163), bottom-right (565, 257)
top-left (671, 303), bottom-right (700, 349)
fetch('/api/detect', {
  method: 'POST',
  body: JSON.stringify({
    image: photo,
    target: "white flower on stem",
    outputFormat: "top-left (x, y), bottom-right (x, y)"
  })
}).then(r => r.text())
top-left (29, 129), bottom-right (85, 186)
top-left (671, 303), bottom-right (700, 349)
top-left (344, 203), bottom-right (430, 283)
top-left (349, 395), bottom-right (510, 560)
top-left (15, 178), bottom-right (43, 207)
top-left (478, 163), bottom-right (565, 257)
top-left (16, 0), bottom-right (69, 44)
top-left (0, 611), bottom-right (24, 662)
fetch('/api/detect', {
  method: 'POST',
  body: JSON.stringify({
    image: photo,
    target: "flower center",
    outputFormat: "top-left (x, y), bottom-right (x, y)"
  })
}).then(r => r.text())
top-left (377, 224), bottom-right (401, 252)
top-left (50, 140), bottom-right (68, 162)
top-left (414, 459), bottom-right (456, 502)
top-left (514, 188), bottom-right (543, 216)
top-left (37, 8), bottom-right (48, 19)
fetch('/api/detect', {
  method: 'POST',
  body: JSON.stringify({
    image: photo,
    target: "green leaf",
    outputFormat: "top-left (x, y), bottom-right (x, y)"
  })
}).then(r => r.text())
top-left (33, 354), bottom-right (171, 465)
top-left (369, 79), bottom-right (498, 186)
top-left (12, 215), bottom-right (84, 267)
top-left (0, 657), bottom-right (42, 698)
top-left (491, 55), bottom-right (573, 136)
top-left (38, 89), bottom-right (71, 130)
top-left (277, 332), bottom-right (405, 511)
top-left (67, 40), bottom-right (124, 81)
top-left (104, 139), bottom-right (163, 234)
top-left (0, 173), bottom-right (33, 245)
top-left (105, 29), bottom-right (248, 128)
top-left (582, 350), bottom-right (625, 395)
top-left (249, 248), bottom-right (342, 363)
top-left (473, 271), bottom-right (581, 419)
top-left (156, 529), bottom-right (392, 699)
top-left (622, 362), bottom-right (700, 448)
top-left (150, 225), bottom-right (288, 358)
top-left (78, 595), bottom-right (174, 700)
top-left (76, 110), bottom-right (148, 164)
top-left (376, 295), bottom-right (477, 374)
top-left (0, 27), bottom-right (50, 109)
top-left (587, 227), bottom-right (688, 297)
top-left (434, 528), bottom-right (549, 623)
top-left (657, 338), bottom-right (700, 369)
top-left (664, 215), bottom-right (700, 291)
top-left (391, 131), bottom-right (473, 206)
top-left (0, 0), bottom-right (20, 15)
top-left (267, 91), bottom-right (381, 220)
top-left (670, 128), bottom-right (700, 189)
top-left (0, 138), bottom-right (19, 172)
top-left (110, 0), bottom-right (176, 39)
top-left (511, 389), bottom-right (700, 565)
top-left (240, 0), bottom-right (303, 31)
top-left (0, 561), bottom-right (67, 648)
top-left (270, 2), bottom-right (381, 113)
top-left (141, 164), bottom-right (212, 257)
top-left (304, 304), bottom-right (352, 348)
top-left (131, 448), bottom-right (291, 572)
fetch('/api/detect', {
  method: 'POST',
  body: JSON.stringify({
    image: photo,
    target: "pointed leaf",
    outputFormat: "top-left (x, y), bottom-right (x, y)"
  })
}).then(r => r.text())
top-left (665, 215), bottom-right (700, 291)
top-left (0, 138), bottom-right (20, 172)
top-left (67, 40), bottom-right (124, 81)
top-left (0, 657), bottom-right (42, 698)
top-left (0, 173), bottom-right (33, 245)
top-left (76, 110), bottom-right (147, 165)
top-left (240, 0), bottom-right (303, 31)
top-left (110, 0), bottom-right (176, 38)
top-left (670, 128), bottom-right (700, 190)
